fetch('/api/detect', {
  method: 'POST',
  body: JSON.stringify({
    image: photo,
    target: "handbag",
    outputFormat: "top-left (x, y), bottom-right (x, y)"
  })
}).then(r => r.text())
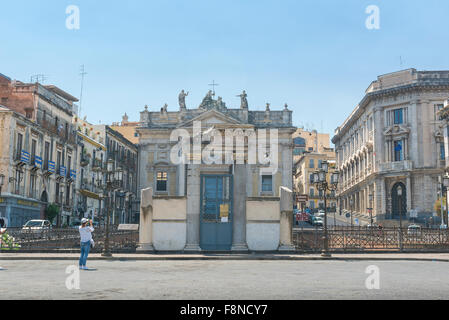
top-left (90, 239), bottom-right (95, 248)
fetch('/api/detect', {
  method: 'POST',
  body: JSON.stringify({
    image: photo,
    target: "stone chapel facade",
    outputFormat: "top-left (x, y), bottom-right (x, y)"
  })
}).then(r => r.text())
top-left (136, 91), bottom-right (295, 251)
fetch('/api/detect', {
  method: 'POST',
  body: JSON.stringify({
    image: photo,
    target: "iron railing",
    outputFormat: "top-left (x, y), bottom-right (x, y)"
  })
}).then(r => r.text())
top-left (0, 227), bottom-right (138, 253)
top-left (293, 227), bottom-right (449, 253)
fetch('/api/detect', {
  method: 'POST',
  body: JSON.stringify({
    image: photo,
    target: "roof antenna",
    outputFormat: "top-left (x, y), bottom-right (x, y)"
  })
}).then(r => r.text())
top-left (79, 65), bottom-right (88, 118)
top-left (30, 74), bottom-right (48, 84)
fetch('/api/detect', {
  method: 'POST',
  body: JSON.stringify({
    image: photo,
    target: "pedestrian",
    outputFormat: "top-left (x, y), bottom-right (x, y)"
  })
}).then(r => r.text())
top-left (0, 219), bottom-right (6, 270)
top-left (79, 218), bottom-right (94, 270)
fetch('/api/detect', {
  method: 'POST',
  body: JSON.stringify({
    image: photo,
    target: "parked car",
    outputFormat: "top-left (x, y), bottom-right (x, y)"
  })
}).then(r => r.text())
top-left (312, 217), bottom-right (324, 227)
top-left (317, 211), bottom-right (326, 218)
top-left (407, 224), bottom-right (422, 236)
top-left (22, 220), bottom-right (52, 238)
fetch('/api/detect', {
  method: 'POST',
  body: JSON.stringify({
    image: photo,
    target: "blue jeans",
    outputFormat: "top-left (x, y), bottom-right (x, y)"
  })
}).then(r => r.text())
top-left (79, 241), bottom-right (91, 267)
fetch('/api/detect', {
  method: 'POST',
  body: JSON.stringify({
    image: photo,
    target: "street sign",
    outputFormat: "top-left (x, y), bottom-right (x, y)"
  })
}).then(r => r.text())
top-left (296, 212), bottom-right (308, 222)
top-left (296, 195), bottom-right (309, 203)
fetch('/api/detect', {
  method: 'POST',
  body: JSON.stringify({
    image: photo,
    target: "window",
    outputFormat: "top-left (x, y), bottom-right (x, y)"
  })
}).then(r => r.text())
top-left (261, 175), bottom-right (273, 192)
top-left (56, 151), bottom-right (61, 173)
top-left (16, 133), bottom-right (23, 160)
top-left (25, 110), bottom-right (33, 119)
top-left (436, 104), bottom-right (444, 120)
top-left (30, 174), bottom-right (36, 199)
top-left (309, 159), bottom-right (315, 168)
top-left (318, 160), bottom-right (322, 169)
top-left (394, 109), bottom-right (403, 125)
top-left (31, 140), bottom-right (36, 164)
top-left (310, 188), bottom-right (315, 197)
top-left (309, 174), bottom-right (314, 183)
top-left (44, 142), bottom-right (50, 170)
top-left (394, 141), bottom-right (403, 162)
top-left (441, 143), bottom-right (446, 161)
top-left (55, 182), bottom-right (60, 203)
top-left (67, 155), bottom-right (72, 176)
top-left (156, 171), bottom-right (168, 192)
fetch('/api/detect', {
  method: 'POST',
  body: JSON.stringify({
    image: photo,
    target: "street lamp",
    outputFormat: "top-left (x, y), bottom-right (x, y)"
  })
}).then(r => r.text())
top-left (101, 158), bottom-right (115, 257)
top-left (397, 185), bottom-right (404, 252)
top-left (349, 197), bottom-right (354, 229)
top-left (312, 160), bottom-right (340, 257)
top-left (368, 193), bottom-right (374, 226)
top-left (439, 174), bottom-right (449, 229)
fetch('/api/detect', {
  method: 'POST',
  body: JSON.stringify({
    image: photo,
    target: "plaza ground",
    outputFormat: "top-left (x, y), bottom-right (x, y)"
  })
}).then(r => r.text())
top-left (1, 259), bottom-right (449, 300)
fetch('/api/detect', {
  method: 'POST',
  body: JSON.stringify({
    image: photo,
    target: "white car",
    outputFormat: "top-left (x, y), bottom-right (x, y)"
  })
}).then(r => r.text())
top-left (407, 224), bottom-right (422, 236)
top-left (22, 220), bottom-right (52, 237)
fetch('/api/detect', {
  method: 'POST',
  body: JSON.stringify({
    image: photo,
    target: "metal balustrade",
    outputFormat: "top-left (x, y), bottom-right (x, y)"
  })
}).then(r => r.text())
top-left (293, 227), bottom-right (449, 253)
top-left (1, 227), bottom-right (138, 253)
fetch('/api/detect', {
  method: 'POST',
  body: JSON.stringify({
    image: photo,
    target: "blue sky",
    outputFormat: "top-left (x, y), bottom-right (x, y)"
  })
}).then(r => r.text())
top-left (1, 0), bottom-right (449, 138)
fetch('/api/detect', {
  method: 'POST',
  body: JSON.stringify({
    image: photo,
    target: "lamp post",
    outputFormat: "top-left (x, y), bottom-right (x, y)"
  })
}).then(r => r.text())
top-left (439, 174), bottom-right (449, 229)
top-left (368, 193), bottom-right (374, 226)
top-left (397, 185), bottom-right (403, 252)
top-left (97, 159), bottom-right (116, 257)
top-left (312, 161), bottom-right (340, 257)
top-left (349, 198), bottom-right (354, 229)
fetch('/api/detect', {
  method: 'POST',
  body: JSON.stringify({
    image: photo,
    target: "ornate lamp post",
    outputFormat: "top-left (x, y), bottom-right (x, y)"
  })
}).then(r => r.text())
top-left (349, 198), bottom-right (354, 229)
top-left (99, 159), bottom-right (115, 257)
top-left (313, 161), bottom-right (340, 257)
top-left (368, 193), bottom-right (374, 226)
top-left (397, 185), bottom-right (404, 252)
top-left (439, 174), bottom-right (449, 229)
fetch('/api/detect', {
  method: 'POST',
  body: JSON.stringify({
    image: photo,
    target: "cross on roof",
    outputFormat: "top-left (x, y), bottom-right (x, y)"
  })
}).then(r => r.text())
top-left (208, 80), bottom-right (219, 96)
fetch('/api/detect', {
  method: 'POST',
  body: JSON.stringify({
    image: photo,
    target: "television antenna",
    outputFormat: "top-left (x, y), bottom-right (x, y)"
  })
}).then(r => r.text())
top-left (30, 74), bottom-right (48, 84)
top-left (79, 65), bottom-right (88, 118)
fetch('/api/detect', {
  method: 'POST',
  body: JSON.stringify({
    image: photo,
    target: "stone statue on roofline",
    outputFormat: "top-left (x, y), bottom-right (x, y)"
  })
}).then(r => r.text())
top-left (178, 90), bottom-right (189, 110)
top-left (236, 90), bottom-right (248, 109)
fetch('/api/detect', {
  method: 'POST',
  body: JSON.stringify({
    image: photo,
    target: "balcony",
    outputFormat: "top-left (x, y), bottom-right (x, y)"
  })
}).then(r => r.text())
top-left (379, 160), bottom-right (413, 173)
top-left (92, 159), bottom-right (103, 171)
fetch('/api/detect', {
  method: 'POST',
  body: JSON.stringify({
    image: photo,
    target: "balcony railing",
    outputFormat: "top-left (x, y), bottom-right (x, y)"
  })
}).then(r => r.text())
top-left (379, 160), bottom-right (413, 173)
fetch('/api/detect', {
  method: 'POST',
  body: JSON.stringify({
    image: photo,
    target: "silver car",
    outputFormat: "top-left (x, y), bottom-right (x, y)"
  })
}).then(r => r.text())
top-left (22, 220), bottom-right (52, 238)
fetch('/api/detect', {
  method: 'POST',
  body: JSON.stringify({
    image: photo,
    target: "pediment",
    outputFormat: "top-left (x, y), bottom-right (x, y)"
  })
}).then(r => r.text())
top-left (384, 125), bottom-right (410, 136)
top-left (177, 109), bottom-right (242, 128)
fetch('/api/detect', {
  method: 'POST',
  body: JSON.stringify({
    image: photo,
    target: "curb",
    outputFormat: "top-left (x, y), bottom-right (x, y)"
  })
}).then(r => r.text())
top-left (1, 255), bottom-right (449, 262)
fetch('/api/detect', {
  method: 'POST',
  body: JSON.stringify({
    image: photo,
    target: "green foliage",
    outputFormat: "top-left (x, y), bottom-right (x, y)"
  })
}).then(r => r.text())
top-left (45, 204), bottom-right (59, 223)
top-left (1, 232), bottom-right (21, 250)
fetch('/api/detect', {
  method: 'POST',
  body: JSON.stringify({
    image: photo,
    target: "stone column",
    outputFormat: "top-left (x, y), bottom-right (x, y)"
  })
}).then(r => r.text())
top-left (232, 164), bottom-right (249, 251)
top-left (185, 164), bottom-right (201, 251)
top-left (137, 187), bottom-right (154, 252)
top-left (406, 175), bottom-right (412, 213)
top-left (279, 186), bottom-right (295, 251)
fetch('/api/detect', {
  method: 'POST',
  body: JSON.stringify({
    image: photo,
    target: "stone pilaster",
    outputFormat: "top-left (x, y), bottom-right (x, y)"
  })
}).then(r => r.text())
top-left (231, 164), bottom-right (248, 252)
top-left (184, 164), bottom-right (201, 251)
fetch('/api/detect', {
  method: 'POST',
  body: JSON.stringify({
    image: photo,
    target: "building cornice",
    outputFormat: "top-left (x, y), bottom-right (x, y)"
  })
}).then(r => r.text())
top-left (333, 81), bottom-right (449, 144)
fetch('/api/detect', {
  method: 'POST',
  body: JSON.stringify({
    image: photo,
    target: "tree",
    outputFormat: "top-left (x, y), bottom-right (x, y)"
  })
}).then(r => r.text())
top-left (434, 197), bottom-right (448, 224)
top-left (45, 204), bottom-right (59, 224)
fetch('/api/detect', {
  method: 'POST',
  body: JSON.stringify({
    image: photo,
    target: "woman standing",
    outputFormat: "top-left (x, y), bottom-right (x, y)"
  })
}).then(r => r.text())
top-left (79, 218), bottom-right (94, 270)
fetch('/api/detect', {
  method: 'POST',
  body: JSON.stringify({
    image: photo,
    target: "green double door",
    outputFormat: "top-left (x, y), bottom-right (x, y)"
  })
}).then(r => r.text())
top-left (200, 175), bottom-right (233, 251)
